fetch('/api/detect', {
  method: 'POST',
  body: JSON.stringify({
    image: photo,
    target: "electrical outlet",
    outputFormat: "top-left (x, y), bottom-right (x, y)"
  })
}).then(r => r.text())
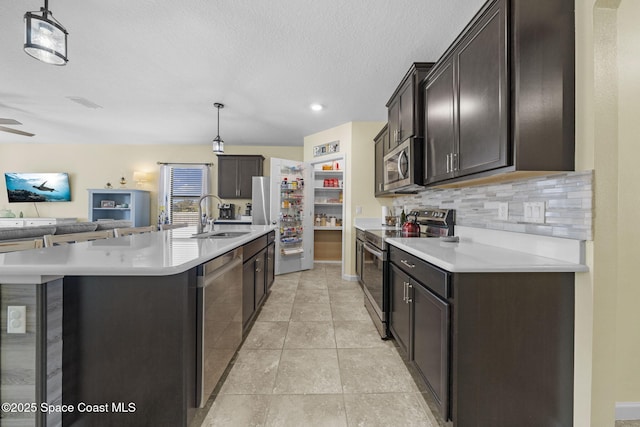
top-left (523, 202), bottom-right (545, 224)
top-left (356, 206), bottom-right (362, 215)
top-left (498, 202), bottom-right (509, 220)
top-left (7, 306), bottom-right (26, 334)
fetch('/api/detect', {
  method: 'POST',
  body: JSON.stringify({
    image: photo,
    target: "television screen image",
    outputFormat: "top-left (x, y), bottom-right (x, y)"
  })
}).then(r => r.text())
top-left (4, 172), bottom-right (71, 202)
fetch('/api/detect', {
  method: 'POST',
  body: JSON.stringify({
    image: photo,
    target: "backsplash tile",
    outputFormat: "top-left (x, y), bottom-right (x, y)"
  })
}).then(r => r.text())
top-left (392, 170), bottom-right (593, 241)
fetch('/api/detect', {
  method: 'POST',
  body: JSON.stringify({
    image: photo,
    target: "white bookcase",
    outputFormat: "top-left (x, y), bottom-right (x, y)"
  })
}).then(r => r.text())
top-left (88, 189), bottom-right (150, 226)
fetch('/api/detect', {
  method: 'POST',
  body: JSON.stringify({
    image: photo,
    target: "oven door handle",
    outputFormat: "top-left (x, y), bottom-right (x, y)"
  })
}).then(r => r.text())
top-left (363, 243), bottom-right (384, 260)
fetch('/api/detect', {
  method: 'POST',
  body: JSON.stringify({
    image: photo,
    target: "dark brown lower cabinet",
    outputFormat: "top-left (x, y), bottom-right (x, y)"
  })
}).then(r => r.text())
top-left (413, 279), bottom-right (450, 421)
top-left (266, 240), bottom-right (275, 290)
top-left (242, 231), bottom-right (275, 331)
top-left (388, 245), bottom-right (574, 427)
top-left (389, 264), bottom-right (412, 356)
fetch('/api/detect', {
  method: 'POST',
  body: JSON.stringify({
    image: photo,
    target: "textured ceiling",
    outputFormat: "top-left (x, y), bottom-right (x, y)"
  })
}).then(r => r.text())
top-left (0, 0), bottom-right (485, 146)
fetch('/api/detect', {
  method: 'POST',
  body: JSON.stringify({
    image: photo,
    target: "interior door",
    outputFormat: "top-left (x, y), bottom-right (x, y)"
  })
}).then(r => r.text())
top-left (270, 158), bottom-right (313, 275)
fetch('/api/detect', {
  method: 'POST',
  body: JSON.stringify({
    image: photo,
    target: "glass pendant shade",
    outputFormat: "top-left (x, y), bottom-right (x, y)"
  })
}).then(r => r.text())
top-left (24, 10), bottom-right (68, 65)
top-left (212, 136), bottom-right (224, 154)
top-left (212, 103), bottom-right (225, 154)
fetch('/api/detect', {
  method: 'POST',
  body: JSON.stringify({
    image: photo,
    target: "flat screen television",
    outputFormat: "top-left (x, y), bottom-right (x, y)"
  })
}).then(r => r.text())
top-left (4, 172), bottom-right (71, 202)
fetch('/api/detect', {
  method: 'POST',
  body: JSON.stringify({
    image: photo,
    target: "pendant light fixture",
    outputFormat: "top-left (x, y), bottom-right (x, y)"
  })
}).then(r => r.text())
top-left (212, 103), bottom-right (225, 154)
top-left (24, 0), bottom-right (69, 65)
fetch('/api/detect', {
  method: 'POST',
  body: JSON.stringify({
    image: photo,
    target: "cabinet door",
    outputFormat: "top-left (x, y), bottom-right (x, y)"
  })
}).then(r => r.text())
top-left (413, 282), bottom-right (450, 419)
top-left (242, 259), bottom-right (255, 329)
top-left (455, 0), bottom-right (508, 177)
top-left (254, 249), bottom-right (267, 307)
top-left (398, 79), bottom-right (414, 143)
top-left (388, 99), bottom-right (401, 149)
top-left (424, 59), bottom-right (456, 185)
top-left (374, 135), bottom-right (385, 196)
top-left (237, 157), bottom-right (263, 198)
top-left (389, 264), bottom-right (411, 357)
top-left (218, 158), bottom-right (238, 199)
top-left (266, 242), bottom-right (275, 290)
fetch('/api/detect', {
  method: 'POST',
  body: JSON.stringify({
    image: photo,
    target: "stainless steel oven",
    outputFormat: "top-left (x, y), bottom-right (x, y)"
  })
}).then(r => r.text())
top-left (383, 138), bottom-right (424, 192)
top-left (362, 237), bottom-right (387, 337)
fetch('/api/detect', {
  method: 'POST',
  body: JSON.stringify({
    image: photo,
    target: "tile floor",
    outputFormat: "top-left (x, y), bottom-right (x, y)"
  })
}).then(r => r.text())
top-left (198, 263), bottom-right (438, 427)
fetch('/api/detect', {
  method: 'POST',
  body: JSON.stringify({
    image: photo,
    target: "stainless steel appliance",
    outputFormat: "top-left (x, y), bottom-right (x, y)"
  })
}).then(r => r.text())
top-left (355, 228), bottom-right (365, 283)
top-left (383, 138), bottom-right (424, 193)
top-left (196, 247), bottom-right (243, 407)
top-left (218, 203), bottom-right (235, 219)
top-left (251, 176), bottom-right (271, 226)
top-left (360, 208), bottom-right (454, 338)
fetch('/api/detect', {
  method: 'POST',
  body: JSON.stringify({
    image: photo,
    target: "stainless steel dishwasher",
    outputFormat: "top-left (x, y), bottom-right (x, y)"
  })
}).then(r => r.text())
top-left (196, 247), bottom-right (243, 408)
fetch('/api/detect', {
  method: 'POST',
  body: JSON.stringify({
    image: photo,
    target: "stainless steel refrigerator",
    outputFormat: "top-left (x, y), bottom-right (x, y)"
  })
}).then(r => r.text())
top-left (251, 158), bottom-right (313, 275)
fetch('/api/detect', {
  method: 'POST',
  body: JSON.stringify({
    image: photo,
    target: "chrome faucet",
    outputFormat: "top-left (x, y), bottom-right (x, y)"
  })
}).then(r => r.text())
top-left (197, 194), bottom-right (224, 234)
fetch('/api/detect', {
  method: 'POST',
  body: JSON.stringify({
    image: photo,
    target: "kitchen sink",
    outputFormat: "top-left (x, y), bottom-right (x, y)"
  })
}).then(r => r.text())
top-left (191, 231), bottom-right (251, 239)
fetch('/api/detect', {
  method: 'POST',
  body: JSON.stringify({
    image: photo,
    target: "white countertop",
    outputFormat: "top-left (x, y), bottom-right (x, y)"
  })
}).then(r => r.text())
top-left (387, 237), bottom-right (588, 273)
top-left (0, 225), bottom-right (275, 284)
top-left (355, 220), bottom-right (588, 273)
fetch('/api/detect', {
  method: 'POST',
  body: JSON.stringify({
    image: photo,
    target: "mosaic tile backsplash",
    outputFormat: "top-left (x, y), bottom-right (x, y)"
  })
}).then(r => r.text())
top-left (392, 170), bottom-right (593, 241)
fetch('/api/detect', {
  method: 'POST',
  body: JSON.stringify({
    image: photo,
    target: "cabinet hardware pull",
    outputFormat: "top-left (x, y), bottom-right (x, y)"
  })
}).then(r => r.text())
top-left (452, 152), bottom-right (458, 171)
top-left (406, 283), bottom-right (413, 303)
top-left (400, 259), bottom-right (416, 268)
top-left (403, 281), bottom-right (408, 302)
top-left (446, 154), bottom-right (450, 173)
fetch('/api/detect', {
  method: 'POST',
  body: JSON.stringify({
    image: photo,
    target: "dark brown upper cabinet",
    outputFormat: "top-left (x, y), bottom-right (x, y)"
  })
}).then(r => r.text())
top-left (387, 63), bottom-right (434, 149)
top-left (374, 124), bottom-right (390, 197)
top-left (423, 0), bottom-right (575, 187)
top-left (217, 155), bottom-right (264, 199)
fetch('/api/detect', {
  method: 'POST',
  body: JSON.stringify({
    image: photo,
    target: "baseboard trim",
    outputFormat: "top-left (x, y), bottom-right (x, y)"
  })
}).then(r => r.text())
top-left (342, 274), bottom-right (358, 282)
top-left (616, 402), bottom-right (640, 420)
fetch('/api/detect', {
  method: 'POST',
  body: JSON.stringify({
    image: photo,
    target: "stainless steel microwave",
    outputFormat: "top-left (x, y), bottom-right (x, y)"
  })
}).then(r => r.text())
top-left (383, 137), bottom-right (424, 192)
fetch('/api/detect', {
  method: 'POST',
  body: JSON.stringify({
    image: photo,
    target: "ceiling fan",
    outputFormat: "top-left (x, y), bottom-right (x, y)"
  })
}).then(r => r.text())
top-left (0, 118), bottom-right (35, 137)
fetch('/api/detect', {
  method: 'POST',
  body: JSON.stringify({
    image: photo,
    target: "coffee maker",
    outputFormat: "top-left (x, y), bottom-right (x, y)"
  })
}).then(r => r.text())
top-left (218, 203), bottom-right (235, 220)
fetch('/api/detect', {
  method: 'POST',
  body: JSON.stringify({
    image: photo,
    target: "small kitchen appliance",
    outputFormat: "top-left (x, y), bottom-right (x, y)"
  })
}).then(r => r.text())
top-left (218, 203), bottom-right (235, 220)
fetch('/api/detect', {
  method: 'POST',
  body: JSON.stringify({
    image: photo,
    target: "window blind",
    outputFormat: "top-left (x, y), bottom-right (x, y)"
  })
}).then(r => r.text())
top-left (158, 164), bottom-right (211, 225)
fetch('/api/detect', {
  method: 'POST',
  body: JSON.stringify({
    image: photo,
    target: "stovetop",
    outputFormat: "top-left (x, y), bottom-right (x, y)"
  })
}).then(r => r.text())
top-left (363, 208), bottom-right (455, 250)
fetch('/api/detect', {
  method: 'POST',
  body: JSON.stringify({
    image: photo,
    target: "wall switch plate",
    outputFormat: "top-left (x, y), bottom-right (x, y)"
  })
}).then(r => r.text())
top-left (498, 202), bottom-right (509, 220)
top-left (7, 306), bottom-right (26, 334)
top-left (355, 206), bottom-right (362, 215)
top-left (524, 202), bottom-right (545, 224)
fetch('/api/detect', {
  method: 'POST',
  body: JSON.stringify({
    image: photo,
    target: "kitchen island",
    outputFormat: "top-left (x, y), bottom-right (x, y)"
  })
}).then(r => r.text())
top-left (0, 225), bottom-right (275, 427)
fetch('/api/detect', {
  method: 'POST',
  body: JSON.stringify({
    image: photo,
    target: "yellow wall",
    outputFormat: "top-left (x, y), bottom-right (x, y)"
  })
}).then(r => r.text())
top-left (575, 0), bottom-right (640, 425)
top-left (0, 144), bottom-right (302, 223)
top-left (303, 121), bottom-right (387, 277)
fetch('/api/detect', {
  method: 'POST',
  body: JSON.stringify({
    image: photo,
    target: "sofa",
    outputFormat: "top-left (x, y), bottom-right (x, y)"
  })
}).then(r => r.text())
top-left (0, 220), bottom-right (133, 243)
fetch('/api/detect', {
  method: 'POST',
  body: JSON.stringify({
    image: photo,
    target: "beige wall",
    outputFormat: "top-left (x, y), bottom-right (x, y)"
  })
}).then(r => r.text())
top-left (575, 0), bottom-right (640, 425)
top-left (0, 143), bottom-right (302, 223)
top-left (615, 0), bottom-right (640, 404)
top-left (303, 121), bottom-right (387, 277)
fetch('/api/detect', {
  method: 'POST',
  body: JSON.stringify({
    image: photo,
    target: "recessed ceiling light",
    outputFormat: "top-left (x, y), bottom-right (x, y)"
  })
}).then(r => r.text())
top-left (310, 103), bottom-right (324, 112)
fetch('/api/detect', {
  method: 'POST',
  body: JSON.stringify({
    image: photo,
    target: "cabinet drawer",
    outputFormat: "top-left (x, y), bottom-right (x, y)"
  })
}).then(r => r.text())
top-left (26, 219), bottom-right (56, 226)
top-left (243, 235), bottom-right (268, 261)
top-left (267, 231), bottom-right (276, 245)
top-left (389, 246), bottom-right (449, 299)
top-left (0, 219), bottom-right (24, 228)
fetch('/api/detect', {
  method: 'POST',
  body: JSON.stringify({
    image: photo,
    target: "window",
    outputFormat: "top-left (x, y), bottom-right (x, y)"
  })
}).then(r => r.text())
top-left (158, 164), bottom-right (211, 226)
